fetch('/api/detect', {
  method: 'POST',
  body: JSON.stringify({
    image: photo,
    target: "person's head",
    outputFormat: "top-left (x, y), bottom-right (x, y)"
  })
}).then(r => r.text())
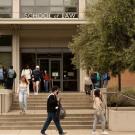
top-left (51, 86), bottom-right (59, 95)
top-left (20, 75), bottom-right (28, 85)
top-left (94, 89), bottom-right (101, 97)
top-left (36, 65), bottom-right (40, 70)
top-left (26, 65), bottom-right (29, 69)
top-left (44, 70), bottom-right (47, 74)
top-left (10, 65), bottom-right (13, 69)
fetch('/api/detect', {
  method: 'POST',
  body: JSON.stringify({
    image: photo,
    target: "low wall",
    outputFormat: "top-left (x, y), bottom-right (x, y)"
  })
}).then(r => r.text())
top-left (0, 89), bottom-right (13, 114)
top-left (109, 107), bottom-right (135, 131)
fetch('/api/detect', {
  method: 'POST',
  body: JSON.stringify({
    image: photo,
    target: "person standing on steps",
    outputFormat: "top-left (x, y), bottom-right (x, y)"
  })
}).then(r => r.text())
top-left (17, 75), bottom-right (29, 115)
top-left (92, 89), bottom-right (108, 135)
top-left (41, 86), bottom-right (66, 135)
top-left (32, 65), bottom-right (42, 95)
top-left (21, 65), bottom-right (32, 95)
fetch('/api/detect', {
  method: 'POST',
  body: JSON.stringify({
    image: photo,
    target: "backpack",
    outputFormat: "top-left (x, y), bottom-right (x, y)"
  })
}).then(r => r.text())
top-left (0, 68), bottom-right (4, 80)
top-left (96, 72), bottom-right (100, 81)
top-left (8, 69), bottom-right (16, 79)
top-left (91, 73), bottom-right (97, 84)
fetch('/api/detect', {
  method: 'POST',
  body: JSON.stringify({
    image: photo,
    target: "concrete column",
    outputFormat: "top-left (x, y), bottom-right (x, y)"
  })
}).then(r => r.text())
top-left (13, 0), bottom-right (20, 18)
top-left (12, 28), bottom-right (20, 92)
top-left (80, 68), bottom-right (85, 92)
top-left (79, 0), bottom-right (86, 20)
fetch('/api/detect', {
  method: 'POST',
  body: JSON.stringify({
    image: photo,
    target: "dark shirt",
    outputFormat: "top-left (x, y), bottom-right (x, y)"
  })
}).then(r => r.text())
top-left (32, 69), bottom-right (42, 80)
top-left (47, 94), bottom-right (58, 113)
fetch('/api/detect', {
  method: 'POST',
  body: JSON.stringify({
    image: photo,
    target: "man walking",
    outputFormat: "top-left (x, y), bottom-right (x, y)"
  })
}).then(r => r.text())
top-left (41, 86), bottom-right (66, 135)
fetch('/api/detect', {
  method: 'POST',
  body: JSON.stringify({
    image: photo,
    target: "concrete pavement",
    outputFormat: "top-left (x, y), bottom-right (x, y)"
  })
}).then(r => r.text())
top-left (0, 130), bottom-right (135, 135)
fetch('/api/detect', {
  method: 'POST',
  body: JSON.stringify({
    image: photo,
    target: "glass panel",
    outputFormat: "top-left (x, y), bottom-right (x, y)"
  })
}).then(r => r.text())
top-left (64, 0), bottom-right (78, 6)
top-left (0, 0), bottom-right (12, 6)
top-left (21, 53), bottom-right (36, 70)
top-left (63, 53), bottom-right (78, 91)
top-left (51, 60), bottom-right (61, 88)
top-left (35, 6), bottom-right (49, 13)
top-left (65, 7), bottom-right (77, 12)
top-left (36, 0), bottom-right (50, 6)
top-left (0, 35), bottom-right (12, 46)
top-left (21, 7), bottom-right (35, 18)
top-left (50, 0), bottom-right (63, 6)
top-left (0, 53), bottom-right (12, 68)
top-left (50, 7), bottom-right (63, 12)
top-left (21, 0), bottom-right (35, 6)
top-left (21, 7), bottom-right (34, 13)
top-left (51, 60), bottom-right (60, 80)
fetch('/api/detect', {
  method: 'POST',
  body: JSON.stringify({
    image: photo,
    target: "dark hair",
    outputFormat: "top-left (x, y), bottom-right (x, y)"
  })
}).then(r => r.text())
top-left (51, 86), bottom-right (59, 92)
top-left (10, 65), bottom-right (13, 69)
top-left (94, 89), bottom-right (100, 97)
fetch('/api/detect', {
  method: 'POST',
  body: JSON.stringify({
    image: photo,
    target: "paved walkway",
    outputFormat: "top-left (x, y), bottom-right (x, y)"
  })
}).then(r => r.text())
top-left (0, 130), bottom-right (135, 135)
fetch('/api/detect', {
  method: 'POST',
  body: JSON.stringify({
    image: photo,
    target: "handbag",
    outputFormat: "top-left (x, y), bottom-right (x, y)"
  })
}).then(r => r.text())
top-left (57, 101), bottom-right (66, 119)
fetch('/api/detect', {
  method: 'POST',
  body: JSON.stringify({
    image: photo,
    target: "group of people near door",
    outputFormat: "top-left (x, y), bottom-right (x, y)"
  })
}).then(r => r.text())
top-left (84, 70), bottom-right (110, 95)
top-left (0, 65), bottom-right (16, 89)
top-left (21, 65), bottom-right (51, 95)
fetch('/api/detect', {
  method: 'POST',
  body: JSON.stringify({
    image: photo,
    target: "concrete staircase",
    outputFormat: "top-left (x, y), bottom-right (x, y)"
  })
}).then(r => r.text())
top-left (0, 92), bottom-right (100, 130)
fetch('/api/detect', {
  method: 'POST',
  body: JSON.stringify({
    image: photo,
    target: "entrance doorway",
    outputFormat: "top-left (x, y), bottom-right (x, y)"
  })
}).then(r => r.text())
top-left (37, 58), bottom-right (62, 90)
top-left (21, 51), bottom-right (79, 91)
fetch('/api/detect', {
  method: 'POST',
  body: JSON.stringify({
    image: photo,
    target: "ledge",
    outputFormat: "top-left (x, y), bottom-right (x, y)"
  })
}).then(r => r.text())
top-left (109, 108), bottom-right (135, 131)
top-left (0, 18), bottom-right (87, 25)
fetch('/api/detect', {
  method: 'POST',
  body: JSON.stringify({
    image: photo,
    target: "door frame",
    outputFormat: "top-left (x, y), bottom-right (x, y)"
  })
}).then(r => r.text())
top-left (37, 58), bottom-right (63, 90)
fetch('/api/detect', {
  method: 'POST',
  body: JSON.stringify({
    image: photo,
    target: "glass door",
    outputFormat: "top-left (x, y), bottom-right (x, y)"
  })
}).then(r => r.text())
top-left (38, 58), bottom-right (62, 91)
top-left (50, 59), bottom-right (62, 89)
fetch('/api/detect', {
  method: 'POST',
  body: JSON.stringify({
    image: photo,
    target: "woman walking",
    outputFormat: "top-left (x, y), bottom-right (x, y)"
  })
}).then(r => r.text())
top-left (17, 75), bottom-right (29, 114)
top-left (92, 89), bottom-right (108, 135)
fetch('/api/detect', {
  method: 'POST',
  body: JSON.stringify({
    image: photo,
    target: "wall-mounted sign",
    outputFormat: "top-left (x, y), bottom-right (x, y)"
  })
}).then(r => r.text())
top-left (24, 12), bottom-right (78, 18)
top-left (52, 72), bottom-right (59, 77)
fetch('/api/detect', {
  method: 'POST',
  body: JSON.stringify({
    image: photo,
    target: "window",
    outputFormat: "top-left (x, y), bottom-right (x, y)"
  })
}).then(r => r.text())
top-left (0, 0), bottom-right (12, 18)
top-left (21, 0), bottom-right (79, 18)
top-left (0, 35), bottom-right (12, 46)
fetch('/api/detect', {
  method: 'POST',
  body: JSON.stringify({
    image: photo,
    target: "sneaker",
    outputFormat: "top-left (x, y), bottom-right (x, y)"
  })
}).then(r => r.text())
top-left (101, 131), bottom-right (108, 135)
top-left (40, 132), bottom-right (47, 135)
top-left (92, 131), bottom-right (97, 135)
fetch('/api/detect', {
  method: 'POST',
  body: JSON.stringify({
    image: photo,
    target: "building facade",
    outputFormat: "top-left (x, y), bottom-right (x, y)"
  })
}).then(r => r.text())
top-left (0, 0), bottom-right (89, 92)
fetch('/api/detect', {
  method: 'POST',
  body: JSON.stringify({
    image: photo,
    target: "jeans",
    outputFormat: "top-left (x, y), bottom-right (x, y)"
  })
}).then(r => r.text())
top-left (44, 80), bottom-right (49, 92)
top-left (41, 112), bottom-right (63, 134)
top-left (19, 90), bottom-right (27, 111)
top-left (93, 111), bottom-right (106, 132)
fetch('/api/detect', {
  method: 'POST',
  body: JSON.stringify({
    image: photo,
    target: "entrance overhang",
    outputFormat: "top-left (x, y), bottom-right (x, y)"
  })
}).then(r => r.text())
top-left (0, 19), bottom-right (87, 25)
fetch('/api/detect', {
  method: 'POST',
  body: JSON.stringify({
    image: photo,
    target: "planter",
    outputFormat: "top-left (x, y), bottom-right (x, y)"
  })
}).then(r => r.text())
top-left (0, 89), bottom-right (13, 114)
top-left (109, 107), bottom-right (135, 131)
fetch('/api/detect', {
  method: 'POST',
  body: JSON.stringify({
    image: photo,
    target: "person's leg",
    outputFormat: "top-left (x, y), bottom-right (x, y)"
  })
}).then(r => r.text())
top-left (41, 113), bottom-right (52, 134)
top-left (100, 113), bottom-right (106, 131)
top-left (44, 80), bottom-right (46, 92)
top-left (93, 114), bottom-right (98, 132)
top-left (33, 81), bottom-right (36, 93)
top-left (19, 90), bottom-right (23, 112)
top-left (36, 81), bottom-right (40, 94)
top-left (52, 113), bottom-right (63, 134)
top-left (23, 91), bottom-right (27, 111)
top-left (46, 80), bottom-right (48, 92)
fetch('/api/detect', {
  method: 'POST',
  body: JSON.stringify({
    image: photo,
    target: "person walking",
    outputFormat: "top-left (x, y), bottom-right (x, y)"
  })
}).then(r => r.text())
top-left (21, 65), bottom-right (32, 95)
top-left (84, 70), bottom-right (93, 95)
top-left (17, 75), bottom-right (29, 114)
top-left (32, 65), bottom-right (42, 95)
top-left (6, 65), bottom-right (16, 89)
top-left (92, 89), bottom-right (108, 135)
top-left (102, 73), bottom-right (110, 88)
top-left (41, 86), bottom-right (66, 135)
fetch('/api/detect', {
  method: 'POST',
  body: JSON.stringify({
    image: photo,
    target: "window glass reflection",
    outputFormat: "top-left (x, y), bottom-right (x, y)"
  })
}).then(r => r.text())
top-left (50, 0), bottom-right (63, 6)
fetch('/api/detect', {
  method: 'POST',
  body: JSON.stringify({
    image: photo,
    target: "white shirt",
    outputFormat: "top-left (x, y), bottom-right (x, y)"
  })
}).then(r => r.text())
top-left (21, 69), bottom-right (32, 80)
